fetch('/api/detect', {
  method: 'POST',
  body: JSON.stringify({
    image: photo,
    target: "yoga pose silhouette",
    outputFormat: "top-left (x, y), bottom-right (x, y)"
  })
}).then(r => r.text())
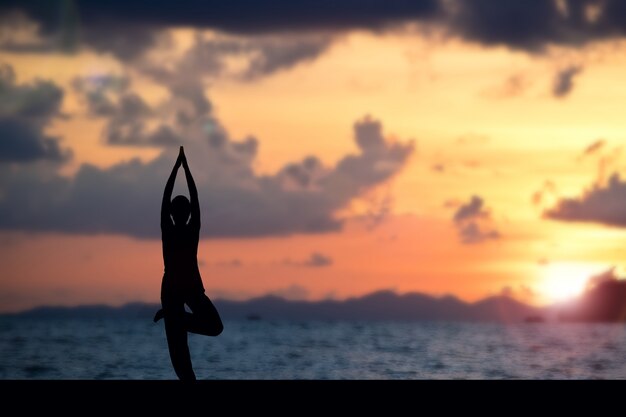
top-left (154, 145), bottom-right (223, 380)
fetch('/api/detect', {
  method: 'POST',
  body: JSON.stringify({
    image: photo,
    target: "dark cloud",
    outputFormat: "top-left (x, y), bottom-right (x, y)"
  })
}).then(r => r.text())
top-left (552, 65), bottom-right (583, 97)
top-left (446, 0), bottom-right (626, 51)
top-left (0, 118), bottom-right (68, 163)
top-left (0, 3), bottom-right (168, 59)
top-left (0, 0), bottom-right (440, 61)
top-left (0, 1), bottom-right (441, 35)
top-left (6, 0), bottom-right (626, 63)
top-left (447, 0), bottom-right (563, 51)
top-left (544, 173), bottom-right (626, 228)
top-left (0, 63), bottom-right (70, 163)
top-left (452, 195), bottom-right (500, 244)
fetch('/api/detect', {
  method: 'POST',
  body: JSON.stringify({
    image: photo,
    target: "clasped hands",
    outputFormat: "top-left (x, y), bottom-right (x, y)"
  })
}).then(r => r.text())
top-left (175, 146), bottom-right (187, 168)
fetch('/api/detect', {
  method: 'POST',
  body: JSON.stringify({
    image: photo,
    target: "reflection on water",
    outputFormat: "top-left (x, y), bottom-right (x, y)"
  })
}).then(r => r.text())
top-left (0, 318), bottom-right (625, 379)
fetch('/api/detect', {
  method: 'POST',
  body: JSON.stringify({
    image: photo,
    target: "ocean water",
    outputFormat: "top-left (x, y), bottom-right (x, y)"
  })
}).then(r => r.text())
top-left (1, 317), bottom-right (625, 379)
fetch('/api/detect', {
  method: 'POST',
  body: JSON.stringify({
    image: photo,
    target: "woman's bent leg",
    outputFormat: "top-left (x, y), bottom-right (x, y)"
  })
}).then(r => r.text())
top-left (185, 293), bottom-right (224, 337)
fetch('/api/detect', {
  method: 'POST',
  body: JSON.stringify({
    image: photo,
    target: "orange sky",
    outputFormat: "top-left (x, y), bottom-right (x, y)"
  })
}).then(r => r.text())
top-left (2, 2), bottom-right (626, 313)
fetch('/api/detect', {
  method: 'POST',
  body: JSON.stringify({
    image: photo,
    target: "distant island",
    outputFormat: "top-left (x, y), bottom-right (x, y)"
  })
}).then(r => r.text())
top-left (4, 272), bottom-right (626, 323)
top-left (0, 290), bottom-right (546, 323)
top-left (555, 268), bottom-right (626, 323)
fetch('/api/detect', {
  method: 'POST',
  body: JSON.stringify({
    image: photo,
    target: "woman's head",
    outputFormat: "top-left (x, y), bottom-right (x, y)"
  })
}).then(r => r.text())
top-left (171, 195), bottom-right (191, 225)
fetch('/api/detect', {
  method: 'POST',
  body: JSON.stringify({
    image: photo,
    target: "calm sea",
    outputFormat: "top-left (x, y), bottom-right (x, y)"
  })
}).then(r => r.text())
top-left (1, 317), bottom-right (625, 379)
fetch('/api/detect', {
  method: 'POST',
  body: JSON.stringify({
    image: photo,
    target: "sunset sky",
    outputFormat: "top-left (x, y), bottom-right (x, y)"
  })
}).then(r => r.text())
top-left (2, 0), bottom-right (626, 313)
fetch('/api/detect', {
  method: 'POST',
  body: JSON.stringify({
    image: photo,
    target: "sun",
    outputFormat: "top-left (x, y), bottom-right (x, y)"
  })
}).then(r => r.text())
top-left (537, 262), bottom-right (603, 304)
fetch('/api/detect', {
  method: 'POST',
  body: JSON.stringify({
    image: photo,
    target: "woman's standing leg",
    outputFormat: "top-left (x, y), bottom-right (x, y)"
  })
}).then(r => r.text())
top-left (162, 295), bottom-right (197, 380)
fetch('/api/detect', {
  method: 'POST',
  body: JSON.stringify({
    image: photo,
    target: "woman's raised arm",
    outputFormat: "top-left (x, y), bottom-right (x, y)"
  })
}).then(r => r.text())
top-left (161, 148), bottom-right (182, 229)
top-left (180, 146), bottom-right (200, 229)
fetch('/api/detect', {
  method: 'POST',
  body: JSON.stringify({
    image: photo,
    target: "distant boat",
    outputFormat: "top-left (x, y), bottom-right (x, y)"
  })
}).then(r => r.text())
top-left (246, 313), bottom-right (262, 321)
top-left (524, 315), bottom-right (545, 323)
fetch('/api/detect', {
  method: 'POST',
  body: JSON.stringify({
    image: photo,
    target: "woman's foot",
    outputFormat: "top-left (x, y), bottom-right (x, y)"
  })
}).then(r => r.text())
top-left (153, 308), bottom-right (164, 323)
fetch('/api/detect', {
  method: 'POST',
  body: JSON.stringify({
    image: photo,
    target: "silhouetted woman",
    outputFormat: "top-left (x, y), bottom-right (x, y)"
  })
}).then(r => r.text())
top-left (154, 145), bottom-right (223, 380)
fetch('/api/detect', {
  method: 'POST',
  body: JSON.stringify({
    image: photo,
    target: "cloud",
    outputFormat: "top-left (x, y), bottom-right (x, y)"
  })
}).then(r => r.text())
top-left (37, 68), bottom-right (411, 239)
top-left (552, 65), bottom-right (583, 97)
top-left (431, 163), bottom-right (446, 173)
top-left (453, 195), bottom-right (489, 222)
top-left (452, 195), bottom-right (501, 244)
top-left (72, 75), bottom-right (131, 116)
top-left (238, 36), bottom-right (334, 81)
top-left (9, 0), bottom-right (626, 63)
top-left (0, 1), bottom-right (441, 36)
top-left (481, 74), bottom-right (531, 99)
top-left (0, 4), bottom-right (170, 59)
top-left (0, 61), bottom-right (415, 240)
top-left (585, 266), bottom-right (623, 291)
top-left (0, 94), bottom-right (414, 238)
top-left (284, 252), bottom-right (334, 268)
top-left (572, 139), bottom-right (623, 187)
top-left (74, 74), bottom-right (206, 147)
top-left (582, 139), bottom-right (606, 157)
top-left (532, 180), bottom-right (559, 207)
top-left (445, 0), bottom-right (626, 52)
top-left (0, 118), bottom-right (68, 163)
top-left (544, 173), bottom-right (626, 228)
top-left (136, 33), bottom-right (336, 85)
top-left (0, 0), bottom-right (440, 61)
top-left (0, 63), bottom-right (70, 163)
top-left (70, 36), bottom-right (335, 149)
top-left (446, 0), bottom-right (563, 52)
top-left (457, 222), bottom-right (500, 245)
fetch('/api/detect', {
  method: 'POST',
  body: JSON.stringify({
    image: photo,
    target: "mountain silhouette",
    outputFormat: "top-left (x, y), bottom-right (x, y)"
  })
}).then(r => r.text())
top-left (4, 290), bottom-right (547, 323)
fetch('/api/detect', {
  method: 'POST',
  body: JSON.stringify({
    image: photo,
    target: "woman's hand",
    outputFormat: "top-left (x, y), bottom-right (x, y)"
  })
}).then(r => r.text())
top-left (179, 145), bottom-right (188, 168)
